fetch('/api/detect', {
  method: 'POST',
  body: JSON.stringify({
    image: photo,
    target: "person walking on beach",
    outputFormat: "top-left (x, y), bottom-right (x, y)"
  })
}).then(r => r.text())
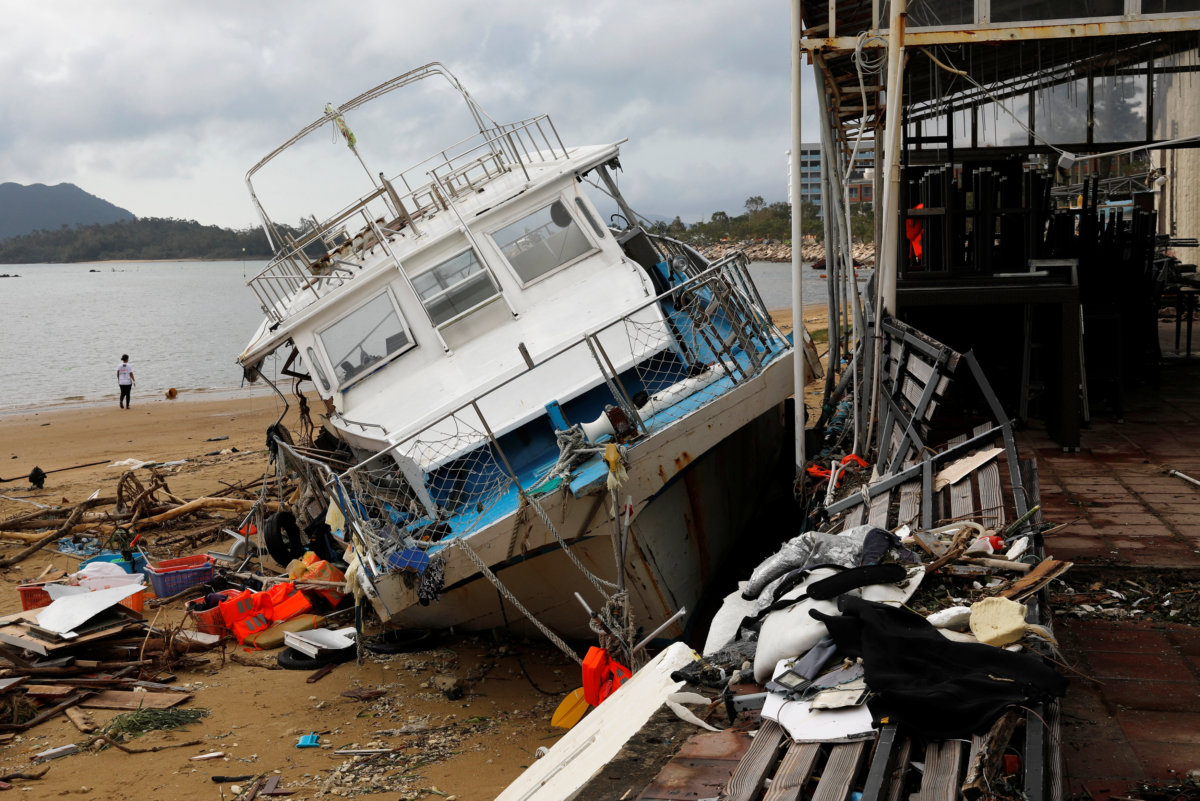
top-left (117, 354), bottom-right (135, 409)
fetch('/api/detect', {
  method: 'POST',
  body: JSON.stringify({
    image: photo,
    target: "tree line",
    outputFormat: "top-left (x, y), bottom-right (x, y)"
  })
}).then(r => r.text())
top-left (0, 197), bottom-right (876, 264)
top-left (644, 196), bottom-right (874, 245)
top-left (0, 217), bottom-right (278, 263)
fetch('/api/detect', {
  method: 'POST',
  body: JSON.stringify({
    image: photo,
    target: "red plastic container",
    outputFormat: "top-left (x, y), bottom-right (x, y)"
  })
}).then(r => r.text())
top-left (17, 585), bottom-right (51, 611)
top-left (185, 589), bottom-right (240, 635)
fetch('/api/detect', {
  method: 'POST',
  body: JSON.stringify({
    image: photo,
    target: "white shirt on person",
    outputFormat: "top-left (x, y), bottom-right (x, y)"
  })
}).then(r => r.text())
top-left (118, 363), bottom-right (134, 386)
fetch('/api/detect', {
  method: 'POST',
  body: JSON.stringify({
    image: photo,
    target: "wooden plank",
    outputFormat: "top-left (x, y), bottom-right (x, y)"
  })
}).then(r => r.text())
top-left (841, 505), bottom-right (865, 528)
top-left (963, 710), bottom-right (1020, 800)
top-left (917, 740), bottom-right (964, 801)
top-left (901, 374), bottom-right (924, 408)
top-left (949, 475), bottom-right (975, 522)
top-left (23, 685), bottom-right (74, 700)
top-left (811, 740), bottom-right (866, 801)
top-left (977, 461), bottom-right (1006, 529)
top-left (868, 489), bottom-right (892, 529)
top-left (898, 480), bottom-right (921, 529)
top-left (724, 719), bottom-right (787, 801)
top-left (762, 742), bottom-right (821, 801)
top-left (65, 707), bottom-right (98, 733)
top-left (905, 354), bottom-right (935, 385)
top-left (79, 690), bottom-right (190, 710)
top-left (884, 737), bottom-right (913, 801)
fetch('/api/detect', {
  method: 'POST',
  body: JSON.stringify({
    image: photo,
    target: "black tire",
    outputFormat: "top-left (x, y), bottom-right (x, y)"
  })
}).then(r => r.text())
top-left (263, 510), bottom-right (305, 566)
top-left (361, 628), bottom-right (436, 654)
top-left (277, 645), bottom-right (356, 670)
top-left (303, 514), bottom-right (343, 565)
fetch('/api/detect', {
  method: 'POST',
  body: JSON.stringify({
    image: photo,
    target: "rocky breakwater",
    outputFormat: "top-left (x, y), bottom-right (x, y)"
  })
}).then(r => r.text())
top-left (698, 241), bottom-right (875, 265)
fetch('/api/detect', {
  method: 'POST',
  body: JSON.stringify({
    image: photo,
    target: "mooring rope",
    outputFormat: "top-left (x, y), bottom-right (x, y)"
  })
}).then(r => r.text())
top-left (453, 536), bottom-right (581, 665)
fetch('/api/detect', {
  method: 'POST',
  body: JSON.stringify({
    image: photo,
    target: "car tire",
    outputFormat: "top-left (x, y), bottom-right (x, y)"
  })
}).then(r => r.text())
top-left (263, 510), bottom-right (305, 566)
top-left (277, 645), bottom-right (356, 670)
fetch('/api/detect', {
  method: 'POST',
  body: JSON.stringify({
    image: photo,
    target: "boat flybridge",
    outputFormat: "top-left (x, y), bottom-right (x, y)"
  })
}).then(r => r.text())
top-left (237, 63), bottom-right (808, 643)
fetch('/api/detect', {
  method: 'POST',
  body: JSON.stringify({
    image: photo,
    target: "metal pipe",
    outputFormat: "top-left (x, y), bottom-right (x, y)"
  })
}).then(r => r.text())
top-left (878, 0), bottom-right (907, 316)
top-left (1167, 469), bottom-right (1200, 488)
top-left (790, 0), bottom-right (808, 479)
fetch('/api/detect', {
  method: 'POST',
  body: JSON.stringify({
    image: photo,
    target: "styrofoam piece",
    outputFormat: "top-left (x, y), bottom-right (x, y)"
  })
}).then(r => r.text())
top-left (926, 605), bottom-right (972, 631)
top-left (496, 642), bottom-right (694, 801)
top-left (969, 597), bottom-right (1028, 646)
top-left (283, 626), bottom-right (356, 658)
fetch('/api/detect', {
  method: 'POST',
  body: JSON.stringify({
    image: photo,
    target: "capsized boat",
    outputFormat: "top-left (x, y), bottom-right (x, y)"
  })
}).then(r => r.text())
top-left (237, 63), bottom-right (818, 642)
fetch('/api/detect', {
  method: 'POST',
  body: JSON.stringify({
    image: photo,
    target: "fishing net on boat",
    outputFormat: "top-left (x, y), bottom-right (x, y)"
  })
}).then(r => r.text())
top-left (618, 268), bottom-right (776, 433)
top-left (341, 407), bottom-right (519, 554)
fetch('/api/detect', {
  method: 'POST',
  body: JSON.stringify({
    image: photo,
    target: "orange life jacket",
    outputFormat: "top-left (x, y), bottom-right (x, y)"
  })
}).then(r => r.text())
top-left (219, 589), bottom-right (276, 645)
top-left (299, 554), bottom-right (346, 606)
top-left (264, 581), bottom-right (313, 623)
top-left (581, 646), bottom-right (632, 707)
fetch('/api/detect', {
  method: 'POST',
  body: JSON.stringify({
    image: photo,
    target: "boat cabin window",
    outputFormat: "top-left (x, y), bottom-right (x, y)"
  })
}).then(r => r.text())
top-left (305, 346), bottom-right (331, 391)
top-left (412, 249), bottom-right (501, 326)
top-left (319, 290), bottom-right (413, 386)
top-left (491, 199), bottom-right (594, 284)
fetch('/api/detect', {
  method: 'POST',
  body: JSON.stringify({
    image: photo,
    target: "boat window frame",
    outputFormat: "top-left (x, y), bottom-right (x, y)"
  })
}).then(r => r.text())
top-left (410, 246), bottom-right (504, 328)
top-left (487, 197), bottom-right (600, 288)
top-left (316, 287), bottom-right (416, 391)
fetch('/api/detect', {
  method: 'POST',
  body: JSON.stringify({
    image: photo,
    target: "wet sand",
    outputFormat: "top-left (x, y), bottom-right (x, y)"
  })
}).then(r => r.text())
top-left (0, 304), bottom-right (828, 799)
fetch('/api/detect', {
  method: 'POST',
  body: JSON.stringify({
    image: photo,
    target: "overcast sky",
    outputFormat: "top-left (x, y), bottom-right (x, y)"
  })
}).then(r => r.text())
top-left (0, 0), bottom-right (822, 231)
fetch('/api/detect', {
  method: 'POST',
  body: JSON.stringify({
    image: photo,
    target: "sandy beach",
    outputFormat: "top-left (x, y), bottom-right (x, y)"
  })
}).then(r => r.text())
top-left (0, 304), bottom-right (828, 800)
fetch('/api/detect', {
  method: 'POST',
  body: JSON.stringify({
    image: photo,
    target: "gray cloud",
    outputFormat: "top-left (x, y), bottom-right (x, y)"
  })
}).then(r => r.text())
top-left (0, 0), bottom-right (820, 230)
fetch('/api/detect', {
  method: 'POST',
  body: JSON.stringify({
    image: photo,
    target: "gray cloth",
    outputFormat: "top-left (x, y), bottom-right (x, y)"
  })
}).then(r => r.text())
top-left (741, 525), bottom-right (873, 601)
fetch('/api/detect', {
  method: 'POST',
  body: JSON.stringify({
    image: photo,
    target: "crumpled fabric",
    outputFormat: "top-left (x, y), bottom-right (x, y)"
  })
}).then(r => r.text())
top-left (811, 596), bottom-right (1067, 738)
top-left (742, 525), bottom-right (876, 601)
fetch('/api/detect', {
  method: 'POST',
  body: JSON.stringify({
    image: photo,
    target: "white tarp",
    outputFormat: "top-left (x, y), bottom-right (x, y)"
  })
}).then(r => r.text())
top-left (35, 584), bottom-right (142, 634)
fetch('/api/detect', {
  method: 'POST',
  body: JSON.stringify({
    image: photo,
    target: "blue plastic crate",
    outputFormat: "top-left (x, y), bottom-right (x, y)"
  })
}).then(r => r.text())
top-left (79, 551), bottom-right (148, 575)
top-left (144, 556), bottom-right (215, 597)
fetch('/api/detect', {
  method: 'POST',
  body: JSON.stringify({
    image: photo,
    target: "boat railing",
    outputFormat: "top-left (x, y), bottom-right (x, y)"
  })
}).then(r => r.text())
top-left (333, 254), bottom-right (788, 569)
top-left (247, 115), bottom-right (569, 324)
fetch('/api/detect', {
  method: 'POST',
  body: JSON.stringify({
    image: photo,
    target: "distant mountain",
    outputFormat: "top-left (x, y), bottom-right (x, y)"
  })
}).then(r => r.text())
top-left (0, 182), bottom-right (135, 240)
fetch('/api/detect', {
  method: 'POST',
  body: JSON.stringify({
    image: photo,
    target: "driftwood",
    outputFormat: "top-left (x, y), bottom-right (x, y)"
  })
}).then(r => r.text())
top-left (88, 733), bottom-right (203, 754)
top-left (65, 707), bottom-right (98, 733)
top-left (962, 708), bottom-right (1022, 800)
top-left (134, 497), bottom-right (275, 528)
top-left (0, 497), bottom-right (110, 568)
top-left (925, 527), bottom-right (978, 574)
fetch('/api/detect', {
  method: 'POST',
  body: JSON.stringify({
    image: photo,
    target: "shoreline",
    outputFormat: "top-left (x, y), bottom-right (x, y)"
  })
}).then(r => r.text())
top-left (0, 382), bottom-right (279, 418)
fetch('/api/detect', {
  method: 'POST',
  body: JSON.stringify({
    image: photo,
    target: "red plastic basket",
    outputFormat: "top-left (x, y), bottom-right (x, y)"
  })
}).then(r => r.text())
top-left (17, 585), bottom-right (51, 611)
top-left (145, 555), bottom-right (216, 597)
top-left (185, 589), bottom-right (240, 635)
top-left (18, 584), bottom-right (145, 613)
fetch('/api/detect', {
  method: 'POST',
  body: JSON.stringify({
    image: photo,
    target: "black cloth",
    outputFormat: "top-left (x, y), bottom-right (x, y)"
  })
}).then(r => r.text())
top-left (810, 596), bottom-right (1067, 739)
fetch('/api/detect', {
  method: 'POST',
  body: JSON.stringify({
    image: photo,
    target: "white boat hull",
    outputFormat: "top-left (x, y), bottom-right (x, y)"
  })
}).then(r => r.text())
top-left (364, 352), bottom-right (793, 639)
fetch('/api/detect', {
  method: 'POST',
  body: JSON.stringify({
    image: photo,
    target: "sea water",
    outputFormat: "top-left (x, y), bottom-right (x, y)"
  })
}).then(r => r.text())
top-left (0, 260), bottom-right (273, 412)
top-left (0, 258), bottom-right (853, 413)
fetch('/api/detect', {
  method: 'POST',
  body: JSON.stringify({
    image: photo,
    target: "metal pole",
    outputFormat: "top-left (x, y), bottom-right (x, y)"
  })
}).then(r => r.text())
top-left (791, 0), bottom-right (807, 479)
top-left (877, 0), bottom-right (907, 316)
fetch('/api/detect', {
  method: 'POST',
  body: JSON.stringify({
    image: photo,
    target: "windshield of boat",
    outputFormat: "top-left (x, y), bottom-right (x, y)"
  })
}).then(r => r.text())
top-left (412, 249), bottom-right (501, 325)
top-left (491, 200), bottom-right (595, 284)
top-left (319, 290), bottom-right (413, 386)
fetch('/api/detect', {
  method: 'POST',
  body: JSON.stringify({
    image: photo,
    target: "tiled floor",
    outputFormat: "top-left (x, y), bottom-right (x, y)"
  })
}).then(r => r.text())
top-left (1016, 329), bottom-right (1200, 796)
